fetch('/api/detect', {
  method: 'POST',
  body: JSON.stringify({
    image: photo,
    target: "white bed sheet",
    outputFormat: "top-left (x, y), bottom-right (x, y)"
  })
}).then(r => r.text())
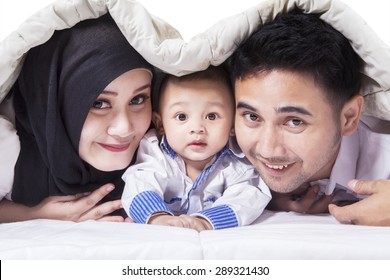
top-left (201, 211), bottom-right (390, 259)
top-left (1, 210), bottom-right (389, 260)
top-left (0, 219), bottom-right (202, 259)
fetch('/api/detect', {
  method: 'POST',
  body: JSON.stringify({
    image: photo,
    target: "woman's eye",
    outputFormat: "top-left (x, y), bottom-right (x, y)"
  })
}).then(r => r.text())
top-left (244, 113), bottom-right (259, 122)
top-left (286, 118), bottom-right (304, 127)
top-left (175, 113), bottom-right (187, 121)
top-left (206, 113), bottom-right (218, 120)
top-left (92, 100), bottom-right (110, 109)
top-left (130, 94), bottom-right (149, 105)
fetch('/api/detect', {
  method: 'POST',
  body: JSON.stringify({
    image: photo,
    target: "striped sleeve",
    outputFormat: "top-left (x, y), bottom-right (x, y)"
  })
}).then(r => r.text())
top-left (197, 204), bottom-right (238, 230)
top-left (129, 191), bottom-right (172, 224)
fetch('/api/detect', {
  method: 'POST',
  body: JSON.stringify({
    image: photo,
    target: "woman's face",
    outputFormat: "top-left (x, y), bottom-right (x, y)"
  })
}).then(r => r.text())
top-left (79, 69), bottom-right (152, 171)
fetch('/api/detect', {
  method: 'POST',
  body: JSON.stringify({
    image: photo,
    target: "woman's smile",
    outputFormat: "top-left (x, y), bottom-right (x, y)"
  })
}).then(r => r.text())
top-left (98, 142), bottom-right (131, 152)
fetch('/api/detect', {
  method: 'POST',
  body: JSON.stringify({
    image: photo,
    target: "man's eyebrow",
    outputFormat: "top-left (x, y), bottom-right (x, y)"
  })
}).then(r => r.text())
top-left (237, 102), bottom-right (313, 116)
top-left (276, 106), bottom-right (313, 116)
top-left (237, 102), bottom-right (313, 117)
top-left (236, 102), bottom-right (258, 112)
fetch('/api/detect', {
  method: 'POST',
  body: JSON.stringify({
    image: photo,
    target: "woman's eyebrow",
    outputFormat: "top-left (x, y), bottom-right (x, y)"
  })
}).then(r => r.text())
top-left (101, 90), bottom-right (118, 96)
top-left (136, 84), bottom-right (152, 92)
top-left (101, 83), bottom-right (151, 96)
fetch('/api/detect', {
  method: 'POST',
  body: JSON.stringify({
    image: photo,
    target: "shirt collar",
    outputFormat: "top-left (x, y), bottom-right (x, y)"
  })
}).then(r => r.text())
top-left (227, 137), bottom-right (246, 158)
top-left (160, 135), bottom-right (177, 159)
top-left (160, 135), bottom-right (241, 161)
top-left (318, 127), bottom-right (360, 195)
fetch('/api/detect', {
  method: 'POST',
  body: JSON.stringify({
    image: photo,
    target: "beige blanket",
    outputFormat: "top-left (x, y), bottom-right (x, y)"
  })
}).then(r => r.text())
top-left (1, 0), bottom-right (390, 119)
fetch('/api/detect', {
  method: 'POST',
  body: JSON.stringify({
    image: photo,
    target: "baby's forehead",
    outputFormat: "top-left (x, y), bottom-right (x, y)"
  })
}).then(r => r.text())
top-left (157, 79), bottom-right (233, 112)
top-left (163, 75), bottom-right (231, 95)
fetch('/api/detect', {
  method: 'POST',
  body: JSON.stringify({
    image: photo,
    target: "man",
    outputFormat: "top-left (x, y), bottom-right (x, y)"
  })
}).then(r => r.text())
top-left (231, 11), bottom-right (390, 226)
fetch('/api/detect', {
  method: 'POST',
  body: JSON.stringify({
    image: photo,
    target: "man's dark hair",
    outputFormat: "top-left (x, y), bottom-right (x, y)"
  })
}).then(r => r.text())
top-left (230, 11), bottom-right (362, 112)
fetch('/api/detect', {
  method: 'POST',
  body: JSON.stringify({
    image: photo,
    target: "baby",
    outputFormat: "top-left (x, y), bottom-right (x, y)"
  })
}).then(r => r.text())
top-left (121, 66), bottom-right (271, 231)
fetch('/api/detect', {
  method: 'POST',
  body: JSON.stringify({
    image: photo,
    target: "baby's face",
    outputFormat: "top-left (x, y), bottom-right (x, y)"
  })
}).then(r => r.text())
top-left (158, 78), bottom-right (234, 167)
top-left (79, 69), bottom-right (152, 171)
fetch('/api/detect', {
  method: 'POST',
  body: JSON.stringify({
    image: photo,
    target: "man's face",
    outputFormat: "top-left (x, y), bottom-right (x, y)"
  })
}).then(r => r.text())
top-left (234, 70), bottom-right (342, 193)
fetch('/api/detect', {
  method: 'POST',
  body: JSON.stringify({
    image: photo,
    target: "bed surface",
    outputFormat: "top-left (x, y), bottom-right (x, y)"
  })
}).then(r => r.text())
top-left (1, 210), bottom-right (389, 259)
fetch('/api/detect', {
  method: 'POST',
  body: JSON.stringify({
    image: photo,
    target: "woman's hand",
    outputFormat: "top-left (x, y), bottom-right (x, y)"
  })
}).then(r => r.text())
top-left (0, 183), bottom-right (124, 223)
top-left (33, 183), bottom-right (124, 222)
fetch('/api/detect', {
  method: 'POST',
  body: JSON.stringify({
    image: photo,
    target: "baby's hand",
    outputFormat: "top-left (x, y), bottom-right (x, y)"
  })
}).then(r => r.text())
top-left (178, 215), bottom-right (213, 232)
top-left (148, 213), bottom-right (185, 227)
top-left (148, 213), bottom-right (212, 231)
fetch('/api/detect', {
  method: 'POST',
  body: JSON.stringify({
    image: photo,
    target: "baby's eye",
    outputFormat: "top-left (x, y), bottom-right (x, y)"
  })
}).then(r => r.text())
top-left (175, 113), bottom-right (187, 121)
top-left (92, 100), bottom-right (111, 109)
top-left (130, 94), bottom-right (149, 105)
top-left (206, 113), bottom-right (218, 120)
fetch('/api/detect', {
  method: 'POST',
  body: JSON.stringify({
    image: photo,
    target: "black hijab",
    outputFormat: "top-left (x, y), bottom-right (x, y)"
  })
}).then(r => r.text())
top-left (11, 14), bottom-right (153, 206)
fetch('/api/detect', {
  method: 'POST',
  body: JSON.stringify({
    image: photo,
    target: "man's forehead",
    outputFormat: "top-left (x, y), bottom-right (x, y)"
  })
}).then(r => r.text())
top-left (234, 72), bottom-right (331, 112)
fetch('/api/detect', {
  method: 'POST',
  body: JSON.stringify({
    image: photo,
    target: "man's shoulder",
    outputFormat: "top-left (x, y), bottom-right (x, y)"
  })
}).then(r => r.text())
top-left (359, 115), bottom-right (390, 135)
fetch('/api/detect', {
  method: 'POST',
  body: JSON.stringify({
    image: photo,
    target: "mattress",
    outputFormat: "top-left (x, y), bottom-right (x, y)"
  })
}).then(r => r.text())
top-left (1, 210), bottom-right (389, 260)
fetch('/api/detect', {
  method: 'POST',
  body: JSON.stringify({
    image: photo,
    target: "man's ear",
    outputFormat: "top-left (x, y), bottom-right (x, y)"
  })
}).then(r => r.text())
top-left (152, 112), bottom-right (164, 135)
top-left (341, 95), bottom-right (364, 136)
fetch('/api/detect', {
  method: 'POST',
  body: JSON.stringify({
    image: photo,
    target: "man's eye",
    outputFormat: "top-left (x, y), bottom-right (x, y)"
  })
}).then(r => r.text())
top-left (175, 113), bottom-right (187, 121)
top-left (286, 119), bottom-right (304, 127)
top-left (206, 113), bottom-right (217, 120)
top-left (130, 94), bottom-right (149, 105)
top-left (92, 100), bottom-right (110, 109)
top-left (244, 113), bottom-right (259, 122)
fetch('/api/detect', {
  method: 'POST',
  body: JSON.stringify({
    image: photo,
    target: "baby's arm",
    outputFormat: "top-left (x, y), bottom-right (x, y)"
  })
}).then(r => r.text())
top-left (121, 131), bottom-right (174, 223)
top-left (195, 167), bottom-right (272, 229)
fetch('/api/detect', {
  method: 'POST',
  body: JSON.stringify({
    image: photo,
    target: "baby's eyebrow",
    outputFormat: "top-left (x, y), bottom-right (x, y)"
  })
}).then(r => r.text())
top-left (168, 101), bottom-right (187, 110)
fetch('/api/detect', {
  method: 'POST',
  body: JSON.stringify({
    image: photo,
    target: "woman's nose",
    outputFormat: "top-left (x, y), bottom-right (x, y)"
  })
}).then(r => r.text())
top-left (107, 111), bottom-right (134, 139)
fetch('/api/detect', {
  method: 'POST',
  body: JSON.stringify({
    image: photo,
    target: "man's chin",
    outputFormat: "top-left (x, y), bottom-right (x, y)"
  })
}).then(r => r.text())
top-left (262, 178), bottom-right (301, 194)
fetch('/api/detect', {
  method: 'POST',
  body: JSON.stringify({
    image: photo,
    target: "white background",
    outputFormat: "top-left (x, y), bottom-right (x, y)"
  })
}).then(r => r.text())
top-left (0, 0), bottom-right (389, 46)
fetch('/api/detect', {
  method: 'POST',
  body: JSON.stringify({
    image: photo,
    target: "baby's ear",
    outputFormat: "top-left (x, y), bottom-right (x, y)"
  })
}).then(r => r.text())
top-left (152, 112), bottom-right (165, 135)
top-left (229, 127), bottom-right (235, 137)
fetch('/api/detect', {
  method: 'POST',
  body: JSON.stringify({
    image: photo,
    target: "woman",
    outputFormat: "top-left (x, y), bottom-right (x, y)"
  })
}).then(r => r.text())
top-left (0, 14), bottom-right (153, 222)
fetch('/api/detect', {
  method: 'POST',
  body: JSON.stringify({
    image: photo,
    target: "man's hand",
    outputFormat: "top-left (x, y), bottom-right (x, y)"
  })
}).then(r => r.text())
top-left (268, 185), bottom-right (333, 214)
top-left (329, 179), bottom-right (390, 226)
